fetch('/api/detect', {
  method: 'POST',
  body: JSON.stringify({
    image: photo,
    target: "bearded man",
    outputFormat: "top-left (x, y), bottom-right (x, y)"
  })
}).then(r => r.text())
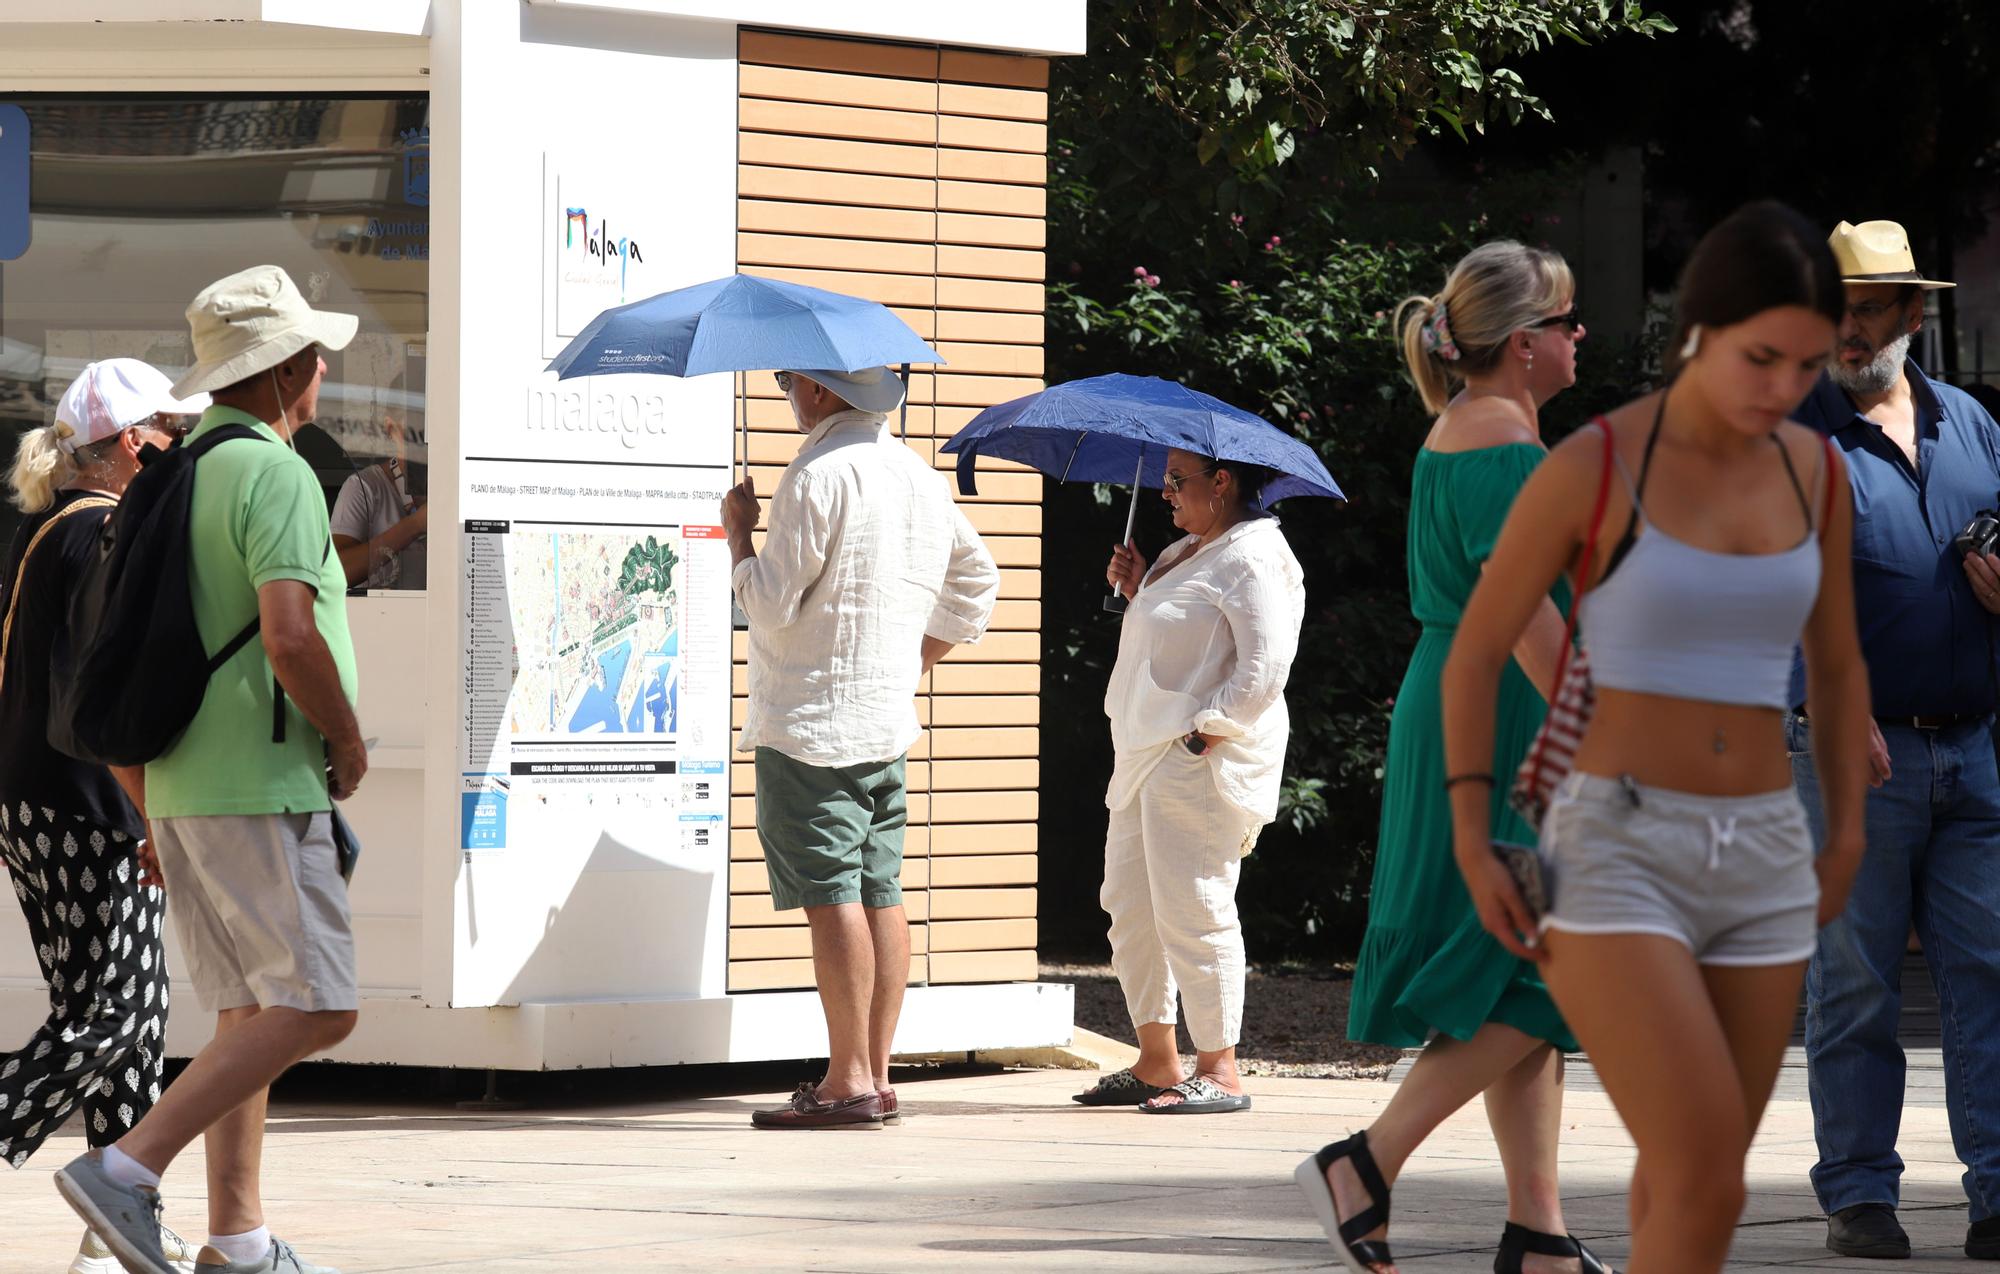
top-left (1787, 220), bottom-right (2000, 1262)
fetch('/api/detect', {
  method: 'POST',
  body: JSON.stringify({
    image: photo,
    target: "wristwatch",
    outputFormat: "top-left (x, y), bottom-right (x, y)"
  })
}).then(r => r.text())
top-left (1182, 732), bottom-right (1209, 756)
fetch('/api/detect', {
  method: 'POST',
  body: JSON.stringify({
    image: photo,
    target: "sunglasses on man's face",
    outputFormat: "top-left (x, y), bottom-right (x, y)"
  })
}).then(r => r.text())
top-left (774, 371), bottom-right (795, 393)
top-left (1528, 307), bottom-right (1583, 333)
top-left (148, 416), bottom-right (192, 442)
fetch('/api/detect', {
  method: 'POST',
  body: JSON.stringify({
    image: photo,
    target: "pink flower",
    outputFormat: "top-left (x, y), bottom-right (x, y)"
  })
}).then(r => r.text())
top-left (1142, 273), bottom-right (1160, 288)
top-left (1372, 310), bottom-right (1385, 320)
top-left (1298, 407), bottom-right (1313, 420)
top-left (1133, 265), bottom-right (1148, 277)
top-left (1230, 213), bottom-right (1245, 226)
top-left (1228, 278), bottom-right (1242, 289)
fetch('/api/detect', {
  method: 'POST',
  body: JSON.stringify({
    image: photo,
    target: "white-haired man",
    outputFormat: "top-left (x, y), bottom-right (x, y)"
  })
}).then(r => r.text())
top-left (722, 366), bottom-right (997, 1130)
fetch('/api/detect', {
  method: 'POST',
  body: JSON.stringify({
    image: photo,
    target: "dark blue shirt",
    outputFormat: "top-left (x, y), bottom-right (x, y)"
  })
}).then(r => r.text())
top-left (1789, 359), bottom-right (2000, 717)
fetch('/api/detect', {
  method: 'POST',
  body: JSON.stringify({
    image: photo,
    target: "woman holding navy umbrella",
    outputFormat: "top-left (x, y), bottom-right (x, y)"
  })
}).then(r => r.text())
top-left (1070, 446), bottom-right (1306, 1114)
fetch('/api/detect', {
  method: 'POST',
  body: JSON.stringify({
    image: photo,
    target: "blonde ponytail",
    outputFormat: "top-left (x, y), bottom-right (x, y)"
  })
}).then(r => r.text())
top-left (9, 424), bottom-right (80, 514)
top-left (1396, 241), bottom-right (1575, 418)
top-left (1397, 294), bottom-right (1456, 415)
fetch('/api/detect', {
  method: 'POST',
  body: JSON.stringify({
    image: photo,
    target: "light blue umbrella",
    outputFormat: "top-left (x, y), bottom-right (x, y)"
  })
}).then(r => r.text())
top-left (545, 274), bottom-right (941, 380)
top-left (545, 275), bottom-right (949, 629)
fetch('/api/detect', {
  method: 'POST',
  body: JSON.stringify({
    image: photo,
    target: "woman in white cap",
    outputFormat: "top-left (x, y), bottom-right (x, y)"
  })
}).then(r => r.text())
top-left (0, 358), bottom-right (206, 1273)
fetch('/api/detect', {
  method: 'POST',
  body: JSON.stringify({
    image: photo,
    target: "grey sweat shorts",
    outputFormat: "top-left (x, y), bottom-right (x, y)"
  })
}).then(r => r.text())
top-left (1538, 772), bottom-right (1820, 966)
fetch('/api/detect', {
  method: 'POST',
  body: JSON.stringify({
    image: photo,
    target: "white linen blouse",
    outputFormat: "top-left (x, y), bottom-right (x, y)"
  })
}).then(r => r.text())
top-left (1103, 515), bottom-right (1306, 823)
top-left (734, 410), bottom-right (1000, 768)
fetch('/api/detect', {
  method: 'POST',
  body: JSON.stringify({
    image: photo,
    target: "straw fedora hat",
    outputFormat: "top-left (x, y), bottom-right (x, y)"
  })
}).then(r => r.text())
top-left (1827, 220), bottom-right (1955, 290)
top-left (172, 265), bottom-right (359, 398)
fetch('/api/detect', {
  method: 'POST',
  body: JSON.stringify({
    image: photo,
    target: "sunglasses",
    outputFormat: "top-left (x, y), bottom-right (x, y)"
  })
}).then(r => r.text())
top-left (774, 371), bottom-right (795, 393)
top-left (144, 415), bottom-right (192, 441)
top-left (1164, 464), bottom-right (1217, 493)
top-left (1528, 307), bottom-right (1583, 333)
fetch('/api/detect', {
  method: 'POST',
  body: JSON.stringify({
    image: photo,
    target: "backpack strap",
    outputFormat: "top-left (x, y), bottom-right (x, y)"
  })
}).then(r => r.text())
top-left (0, 496), bottom-right (117, 701)
top-left (178, 421), bottom-right (317, 747)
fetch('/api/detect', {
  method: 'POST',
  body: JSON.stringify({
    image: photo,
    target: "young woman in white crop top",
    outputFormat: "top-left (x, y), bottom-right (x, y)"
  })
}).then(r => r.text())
top-left (1442, 201), bottom-right (1874, 1273)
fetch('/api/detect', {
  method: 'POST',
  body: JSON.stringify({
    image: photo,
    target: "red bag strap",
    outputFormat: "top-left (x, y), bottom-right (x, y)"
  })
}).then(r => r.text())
top-left (1520, 419), bottom-right (1616, 781)
top-left (1573, 416), bottom-right (1617, 599)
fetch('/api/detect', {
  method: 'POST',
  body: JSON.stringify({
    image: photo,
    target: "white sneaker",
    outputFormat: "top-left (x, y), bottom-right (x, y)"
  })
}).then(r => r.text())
top-left (70, 1223), bottom-right (199, 1273)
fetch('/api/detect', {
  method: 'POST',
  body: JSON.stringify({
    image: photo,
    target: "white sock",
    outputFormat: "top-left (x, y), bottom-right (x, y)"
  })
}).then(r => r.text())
top-left (206, 1226), bottom-right (270, 1265)
top-left (99, 1144), bottom-right (161, 1190)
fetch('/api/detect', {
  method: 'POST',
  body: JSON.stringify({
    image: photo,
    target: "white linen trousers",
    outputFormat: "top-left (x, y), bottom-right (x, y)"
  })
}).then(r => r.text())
top-left (1100, 745), bottom-right (1261, 1051)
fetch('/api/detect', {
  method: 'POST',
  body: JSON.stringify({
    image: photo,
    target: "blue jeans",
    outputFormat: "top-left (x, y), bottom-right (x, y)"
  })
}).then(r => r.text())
top-left (1789, 715), bottom-right (2000, 1220)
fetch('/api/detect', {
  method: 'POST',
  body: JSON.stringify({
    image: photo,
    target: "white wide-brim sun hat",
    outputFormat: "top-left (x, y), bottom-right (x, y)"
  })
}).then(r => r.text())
top-left (172, 264), bottom-right (359, 399)
top-left (790, 365), bottom-right (907, 415)
top-left (54, 358), bottom-right (211, 454)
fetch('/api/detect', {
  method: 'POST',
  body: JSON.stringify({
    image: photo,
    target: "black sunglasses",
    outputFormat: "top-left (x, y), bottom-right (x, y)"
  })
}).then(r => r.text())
top-left (1529, 307), bottom-right (1583, 333)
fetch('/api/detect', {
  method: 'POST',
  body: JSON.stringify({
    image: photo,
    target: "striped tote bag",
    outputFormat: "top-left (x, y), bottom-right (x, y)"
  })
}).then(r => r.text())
top-left (1511, 418), bottom-right (1615, 830)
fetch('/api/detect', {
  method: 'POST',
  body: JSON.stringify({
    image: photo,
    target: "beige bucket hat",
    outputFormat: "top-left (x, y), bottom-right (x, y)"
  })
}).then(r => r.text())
top-left (1828, 220), bottom-right (1955, 290)
top-left (788, 365), bottom-right (907, 415)
top-left (172, 265), bottom-right (359, 398)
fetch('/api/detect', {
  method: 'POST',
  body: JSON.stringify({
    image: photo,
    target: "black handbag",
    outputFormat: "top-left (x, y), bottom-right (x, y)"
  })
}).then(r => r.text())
top-left (329, 803), bottom-right (362, 882)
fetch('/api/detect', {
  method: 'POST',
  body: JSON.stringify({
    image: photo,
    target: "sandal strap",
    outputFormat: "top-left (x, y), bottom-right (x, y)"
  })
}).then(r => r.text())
top-left (1350, 1238), bottom-right (1395, 1267)
top-left (1500, 1222), bottom-right (1582, 1258)
top-left (1087, 1069), bottom-right (1146, 1095)
top-left (1314, 1131), bottom-right (1392, 1246)
top-left (1166, 1077), bottom-right (1223, 1102)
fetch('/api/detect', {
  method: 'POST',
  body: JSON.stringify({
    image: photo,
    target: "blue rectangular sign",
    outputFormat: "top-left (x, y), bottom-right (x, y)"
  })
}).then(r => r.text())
top-left (0, 105), bottom-right (26, 261)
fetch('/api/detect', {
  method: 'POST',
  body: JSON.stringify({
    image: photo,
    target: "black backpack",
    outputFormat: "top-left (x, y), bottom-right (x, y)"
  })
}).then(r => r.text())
top-left (48, 424), bottom-right (292, 767)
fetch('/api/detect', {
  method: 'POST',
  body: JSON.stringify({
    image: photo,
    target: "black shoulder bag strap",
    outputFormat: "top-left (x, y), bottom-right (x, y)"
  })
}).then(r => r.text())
top-left (183, 425), bottom-right (332, 746)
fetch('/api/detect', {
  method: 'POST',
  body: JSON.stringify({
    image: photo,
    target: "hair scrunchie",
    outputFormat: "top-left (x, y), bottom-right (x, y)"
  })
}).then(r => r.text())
top-left (1420, 299), bottom-right (1461, 362)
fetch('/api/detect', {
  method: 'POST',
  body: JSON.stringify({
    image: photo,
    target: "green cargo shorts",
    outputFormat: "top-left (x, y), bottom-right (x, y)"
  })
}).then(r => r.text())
top-left (753, 747), bottom-right (907, 911)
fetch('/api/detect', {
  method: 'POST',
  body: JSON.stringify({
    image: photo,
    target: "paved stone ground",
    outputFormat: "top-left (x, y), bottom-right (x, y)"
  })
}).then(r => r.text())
top-left (0, 1058), bottom-right (1976, 1272)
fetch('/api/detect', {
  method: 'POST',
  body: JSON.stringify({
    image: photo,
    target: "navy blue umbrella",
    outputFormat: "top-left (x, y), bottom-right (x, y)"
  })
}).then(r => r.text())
top-left (942, 374), bottom-right (1341, 612)
top-left (940, 373), bottom-right (1342, 507)
top-left (544, 274), bottom-right (941, 380)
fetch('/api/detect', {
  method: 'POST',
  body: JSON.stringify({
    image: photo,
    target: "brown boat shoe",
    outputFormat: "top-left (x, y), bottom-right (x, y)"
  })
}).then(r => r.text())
top-left (750, 1083), bottom-right (885, 1130)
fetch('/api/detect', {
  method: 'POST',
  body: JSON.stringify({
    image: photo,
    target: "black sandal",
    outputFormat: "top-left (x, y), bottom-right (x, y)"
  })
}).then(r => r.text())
top-left (1293, 1130), bottom-right (1395, 1273)
top-left (1494, 1221), bottom-right (1616, 1274)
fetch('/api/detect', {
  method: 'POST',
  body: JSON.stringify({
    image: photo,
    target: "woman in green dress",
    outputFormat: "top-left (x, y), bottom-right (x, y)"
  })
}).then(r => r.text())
top-left (1293, 242), bottom-right (1604, 1274)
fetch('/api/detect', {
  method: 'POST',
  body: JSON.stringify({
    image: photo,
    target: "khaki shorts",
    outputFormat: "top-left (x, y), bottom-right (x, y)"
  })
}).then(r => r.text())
top-left (152, 812), bottom-right (358, 1012)
top-left (753, 748), bottom-right (906, 911)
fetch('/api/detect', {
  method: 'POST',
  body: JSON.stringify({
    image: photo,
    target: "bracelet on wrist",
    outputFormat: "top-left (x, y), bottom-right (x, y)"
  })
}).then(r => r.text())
top-left (1443, 772), bottom-right (1495, 792)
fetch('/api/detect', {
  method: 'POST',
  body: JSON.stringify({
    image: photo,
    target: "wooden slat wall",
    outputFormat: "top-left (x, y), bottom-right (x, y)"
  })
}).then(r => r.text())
top-left (729, 30), bottom-right (1047, 993)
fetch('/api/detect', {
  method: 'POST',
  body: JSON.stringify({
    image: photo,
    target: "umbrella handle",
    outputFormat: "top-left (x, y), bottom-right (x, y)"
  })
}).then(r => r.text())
top-left (1103, 450), bottom-right (1144, 616)
top-left (897, 361), bottom-right (910, 441)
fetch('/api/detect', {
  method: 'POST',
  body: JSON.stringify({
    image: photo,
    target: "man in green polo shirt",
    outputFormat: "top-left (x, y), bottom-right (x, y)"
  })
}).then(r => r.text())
top-left (54, 266), bottom-right (367, 1274)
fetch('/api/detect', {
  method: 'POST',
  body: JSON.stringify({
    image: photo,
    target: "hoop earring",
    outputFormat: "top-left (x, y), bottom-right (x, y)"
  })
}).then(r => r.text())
top-left (1680, 325), bottom-right (1702, 362)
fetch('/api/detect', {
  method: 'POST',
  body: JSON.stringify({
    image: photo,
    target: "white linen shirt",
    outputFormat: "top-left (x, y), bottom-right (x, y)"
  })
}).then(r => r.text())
top-left (1104, 515), bottom-right (1306, 823)
top-left (734, 409), bottom-right (999, 768)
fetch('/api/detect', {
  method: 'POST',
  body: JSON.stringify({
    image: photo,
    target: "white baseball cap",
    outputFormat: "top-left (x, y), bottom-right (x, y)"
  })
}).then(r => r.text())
top-left (53, 359), bottom-right (211, 455)
top-left (788, 365), bottom-right (907, 415)
top-left (172, 264), bottom-right (357, 398)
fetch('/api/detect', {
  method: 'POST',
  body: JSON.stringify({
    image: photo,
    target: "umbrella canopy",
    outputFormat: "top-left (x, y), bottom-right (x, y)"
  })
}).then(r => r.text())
top-left (940, 373), bottom-right (1343, 507)
top-left (544, 274), bottom-right (942, 380)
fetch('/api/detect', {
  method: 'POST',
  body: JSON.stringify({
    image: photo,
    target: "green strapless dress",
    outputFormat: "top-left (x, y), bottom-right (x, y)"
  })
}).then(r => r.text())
top-left (1347, 444), bottom-right (1578, 1052)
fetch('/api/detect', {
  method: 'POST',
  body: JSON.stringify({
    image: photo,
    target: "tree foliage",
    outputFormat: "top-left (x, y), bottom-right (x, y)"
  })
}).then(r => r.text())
top-left (1037, 1), bottom-right (1674, 958)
